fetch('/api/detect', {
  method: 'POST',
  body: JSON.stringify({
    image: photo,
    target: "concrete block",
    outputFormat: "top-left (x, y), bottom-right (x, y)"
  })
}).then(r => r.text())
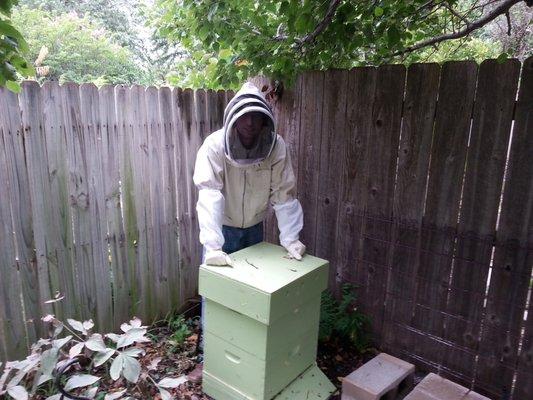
top-left (404, 373), bottom-right (491, 400)
top-left (342, 353), bottom-right (415, 400)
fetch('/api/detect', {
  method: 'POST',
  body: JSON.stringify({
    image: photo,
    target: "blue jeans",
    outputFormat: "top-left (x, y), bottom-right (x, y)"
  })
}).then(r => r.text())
top-left (200, 222), bottom-right (264, 351)
top-left (222, 222), bottom-right (264, 254)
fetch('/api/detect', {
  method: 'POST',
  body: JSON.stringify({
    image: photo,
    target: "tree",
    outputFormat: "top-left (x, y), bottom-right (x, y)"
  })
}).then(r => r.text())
top-left (18, 0), bottom-right (148, 63)
top-left (0, 0), bottom-right (34, 91)
top-left (151, 0), bottom-right (530, 89)
top-left (12, 6), bottom-right (144, 85)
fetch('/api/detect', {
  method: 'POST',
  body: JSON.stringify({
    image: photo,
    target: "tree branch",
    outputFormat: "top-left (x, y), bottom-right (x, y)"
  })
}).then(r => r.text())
top-left (394, 0), bottom-right (522, 56)
top-left (296, 0), bottom-right (342, 47)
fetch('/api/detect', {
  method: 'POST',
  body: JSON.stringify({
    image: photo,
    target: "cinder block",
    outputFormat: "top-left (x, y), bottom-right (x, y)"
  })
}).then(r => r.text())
top-left (404, 373), bottom-right (491, 400)
top-left (342, 353), bottom-right (415, 400)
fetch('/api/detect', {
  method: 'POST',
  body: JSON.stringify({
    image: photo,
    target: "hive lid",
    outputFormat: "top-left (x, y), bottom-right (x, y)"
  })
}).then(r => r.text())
top-left (199, 242), bottom-right (329, 325)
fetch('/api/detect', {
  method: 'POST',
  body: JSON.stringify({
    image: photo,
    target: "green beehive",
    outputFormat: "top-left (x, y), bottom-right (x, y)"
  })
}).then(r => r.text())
top-left (199, 242), bottom-right (336, 400)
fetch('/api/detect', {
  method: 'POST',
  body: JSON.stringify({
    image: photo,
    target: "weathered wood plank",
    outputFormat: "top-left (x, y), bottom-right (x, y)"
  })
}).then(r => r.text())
top-left (0, 85), bottom-right (39, 350)
top-left (99, 85), bottom-right (130, 327)
top-left (315, 70), bottom-right (349, 290)
top-left (359, 64), bottom-right (405, 342)
top-left (188, 89), bottom-right (208, 290)
top-left (41, 82), bottom-right (77, 321)
top-left (79, 83), bottom-right (113, 330)
top-left (171, 88), bottom-right (186, 306)
top-left (60, 82), bottom-right (94, 320)
top-left (19, 81), bottom-right (55, 322)
top-left (476, 55), bottom-right (533, 398)
top-left (413, 61), bottom-right (477, 368)
top-left (115, 85), bottom-right (139, 320)
top-left (297, 71), bottom-right (324, 254)
top-left (159, 87), bottom-right (180, 311)
top-left (335, 67), bottom-right (376, 297)
top-left (515, 302), bottom-right (533, 399)
top-left (146, 86), bottom-right (171, 317)
top-left (0, 88), bottom-right (27, 360)
top-left (442, 59), bottom-right (520, 386)
top-left (382, 63), bottom-right (440, 352)
top-left (129, 85), bottom-right (152, 321)
top-left (175, 88), bottom-right (199, 302)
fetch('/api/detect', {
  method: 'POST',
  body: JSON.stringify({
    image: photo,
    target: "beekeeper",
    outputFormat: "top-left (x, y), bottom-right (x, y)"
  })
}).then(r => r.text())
top-left (193, 82), bottom-right (306, 266)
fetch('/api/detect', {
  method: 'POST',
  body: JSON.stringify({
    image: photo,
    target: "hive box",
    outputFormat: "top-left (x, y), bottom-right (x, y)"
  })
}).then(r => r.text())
top-left (199, 242), bottom-right (335, 400)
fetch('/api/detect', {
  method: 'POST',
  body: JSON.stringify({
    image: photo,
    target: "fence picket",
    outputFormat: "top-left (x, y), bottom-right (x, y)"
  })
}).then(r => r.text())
top-left (382, 63), bottom-right (440, 358)
top-left (443, 59), bottom-right (520, 391)
top-left (478, 56), bottom-right (533, 399)
top-left (413, 61), bottom-right (478, 385)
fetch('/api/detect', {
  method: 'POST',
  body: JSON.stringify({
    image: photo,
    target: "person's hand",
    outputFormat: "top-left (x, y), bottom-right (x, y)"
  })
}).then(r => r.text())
top-left (284, 240), bottom-right (306, 260)
top-left (204, 250), bottom-right (233, 266)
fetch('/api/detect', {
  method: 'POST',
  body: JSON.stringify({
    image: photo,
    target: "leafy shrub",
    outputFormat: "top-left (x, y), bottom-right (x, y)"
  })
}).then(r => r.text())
top-left (0, 315), bottom-right (186, 400)
top-left (167, 315), bottom-right (191, 347)
top-left (319, 284), bottom-right (370, 352)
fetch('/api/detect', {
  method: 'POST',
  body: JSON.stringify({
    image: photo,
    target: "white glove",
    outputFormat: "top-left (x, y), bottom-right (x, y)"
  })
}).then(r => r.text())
top-left (204, 250), bottom-right (233, 266)
top-left (284, 240), bottom-right (306, 260)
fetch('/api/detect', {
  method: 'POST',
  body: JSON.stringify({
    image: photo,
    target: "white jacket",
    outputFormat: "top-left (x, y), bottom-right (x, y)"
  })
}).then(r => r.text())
top-left (193, 82), bottom-right (303, 252)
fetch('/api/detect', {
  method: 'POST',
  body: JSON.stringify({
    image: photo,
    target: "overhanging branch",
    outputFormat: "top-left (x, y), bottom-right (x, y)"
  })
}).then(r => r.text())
top-left (295, 0), bottom-right (342, 47)
top-left (394, 0), bottom-right (522, 56)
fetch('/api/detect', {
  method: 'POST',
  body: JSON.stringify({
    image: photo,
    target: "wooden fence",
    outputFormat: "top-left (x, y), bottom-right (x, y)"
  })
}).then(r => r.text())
top-left (0, 57), bottom-right (531, 399)
top-left (0, 82), bottom-right (230, 361)
top-left (261, 57), bottom-right (532, 399)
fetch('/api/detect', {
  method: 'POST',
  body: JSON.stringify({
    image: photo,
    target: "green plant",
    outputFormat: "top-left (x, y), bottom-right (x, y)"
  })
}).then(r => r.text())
top-left (149, 0), bottom-right (524, 89)
top-left (319, 283), bottom-right (370, 352)
top-left (167, 314), bottom-right (191, 347)
top-left (0, 315), bottom-right (187, 400)
top-left (0, 0), bottom-right (35, 91)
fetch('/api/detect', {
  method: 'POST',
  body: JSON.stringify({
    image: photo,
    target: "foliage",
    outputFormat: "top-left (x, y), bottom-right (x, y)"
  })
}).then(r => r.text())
top-left (18, 0), bottom-right (142, 56)
top-left (0, 0), bottom-right (34, 91)
top-left (412, 37), bottom-right (501, 64)
top-left (11, 6), bottom-right (144, 85)
top-left (319, 284), bottom-right (370, 352)
top-left (151, 0), bottom-right (526, 89)
top-left (17, 0), bottom-right (180, 86)
top-left (0, 315), bottom-right (187, 400)
top-left (167, 315), bottom-right (192, 347)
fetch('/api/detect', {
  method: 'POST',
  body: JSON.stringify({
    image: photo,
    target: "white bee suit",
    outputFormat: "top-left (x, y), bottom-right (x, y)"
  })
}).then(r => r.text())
top-left (193, 82), bottom-right (304, 255)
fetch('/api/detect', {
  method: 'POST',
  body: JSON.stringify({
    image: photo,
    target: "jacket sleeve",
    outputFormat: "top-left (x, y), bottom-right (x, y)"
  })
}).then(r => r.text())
top-left (193, 139), bottom-right (225, 252)
top-left (269, 136), bottom-right (304, 248)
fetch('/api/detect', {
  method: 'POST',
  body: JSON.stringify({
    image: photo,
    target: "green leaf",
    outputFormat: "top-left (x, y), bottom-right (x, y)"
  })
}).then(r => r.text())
top-left (63, 374), bottom-right (100, 392)
top-left (0, 19), bottom-right (23, 40)
top-left (121, 355), bottom-right (141, 383)
top-left (85, 334), bottom-right (107, 352)
top-left (295, 13), bottom-right (311, 34)
top-left (104, 389), bottom-right (127, 400)
top-left (0, 0), bottom-right (13, 17)
top-left (52, 335), bottom-right (72, 349)
top-left (158, 388), bottom-right (172, 400)
top-left (496, 52), bottom-right (509, 64)
top-left (158, 376), bottom-right (188, 388)
top-left (110, 355), bottom-right (123, 381)
top-left (6, 79), bottom-right (20, 93)
top-left (39, 348), bottom-right (59, 377)
top-left (67, 318), bottom-right (87, 334)
top-left (387, 26), bottom-right (401, 47)
top-left (219, 48), bottom-right (232, 61)
top-left (7, 385), bottom-right (28, 400)
top-left (94, 349), bottom-right (115, 367)
top-left (374, 7), bottom-right (384, 17)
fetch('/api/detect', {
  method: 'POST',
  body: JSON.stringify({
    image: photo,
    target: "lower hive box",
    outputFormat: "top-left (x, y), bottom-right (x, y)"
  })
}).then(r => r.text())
top-left (199, 242), bottom-right (336, 400)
